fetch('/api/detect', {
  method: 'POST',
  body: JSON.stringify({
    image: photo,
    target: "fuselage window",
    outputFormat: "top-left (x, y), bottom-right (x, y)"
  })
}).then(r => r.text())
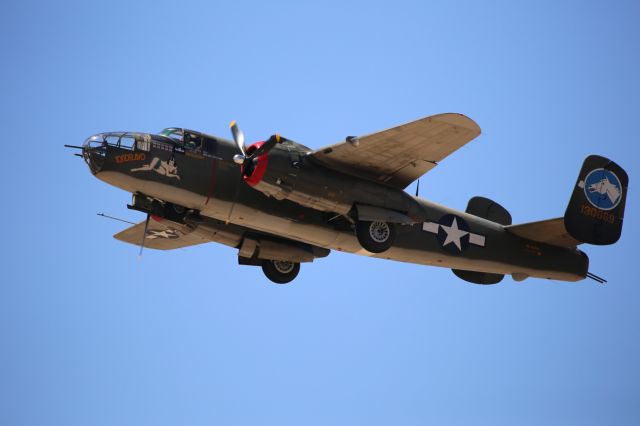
top-left (105, 134), bottom-right (136, 149)
top-left (202, 137), bottom-right (218, 154)
top-left (135, 134), bottom-right (151, 151)
top-left (185, 132), bottom-right (202, 151)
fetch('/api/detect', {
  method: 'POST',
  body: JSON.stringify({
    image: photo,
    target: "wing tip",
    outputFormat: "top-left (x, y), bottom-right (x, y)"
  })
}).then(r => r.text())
top-left (431, 113), bottom-right (481, 135)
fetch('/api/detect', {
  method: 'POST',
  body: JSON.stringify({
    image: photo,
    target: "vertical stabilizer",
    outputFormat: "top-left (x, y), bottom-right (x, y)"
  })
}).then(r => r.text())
top-left (565, 155), bottom-right (628, 245)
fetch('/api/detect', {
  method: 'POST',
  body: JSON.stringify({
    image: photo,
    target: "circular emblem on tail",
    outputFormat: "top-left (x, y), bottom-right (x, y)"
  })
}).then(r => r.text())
top-left (583, 168), bottom-right (623, 211)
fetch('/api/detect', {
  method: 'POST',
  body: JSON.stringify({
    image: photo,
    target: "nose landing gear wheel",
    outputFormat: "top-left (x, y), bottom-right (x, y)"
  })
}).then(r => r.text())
top-left (356, 220), bottom-right (396, 253)
top-left (261, 260), bottom-right (300, 284)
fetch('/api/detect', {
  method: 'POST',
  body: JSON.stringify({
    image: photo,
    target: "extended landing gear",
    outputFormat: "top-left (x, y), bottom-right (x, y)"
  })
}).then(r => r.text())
top-left (355, 220), bottom-right (396, 253)
top-left (261, 260), bottom-right (300, 284)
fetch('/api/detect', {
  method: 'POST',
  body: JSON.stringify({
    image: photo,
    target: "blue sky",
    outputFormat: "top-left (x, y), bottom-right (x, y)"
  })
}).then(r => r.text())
top-left (1, 1), bottom-right (639, 425)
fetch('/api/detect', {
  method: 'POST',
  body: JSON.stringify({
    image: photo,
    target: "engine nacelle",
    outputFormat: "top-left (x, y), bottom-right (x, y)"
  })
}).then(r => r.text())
top-left (452, 268), bottom-right (504, 285)
top-left (242, 142), bottom-right (353, 214)
top-left (241, 142), bottom-right (423, 221)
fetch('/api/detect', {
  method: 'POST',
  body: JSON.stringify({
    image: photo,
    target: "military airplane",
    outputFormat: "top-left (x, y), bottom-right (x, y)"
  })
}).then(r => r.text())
top-left (67, 113), bottom-right (628, 285)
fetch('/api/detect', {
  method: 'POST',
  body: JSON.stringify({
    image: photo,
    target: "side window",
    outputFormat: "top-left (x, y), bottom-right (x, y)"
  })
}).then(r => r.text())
top-left (185, 132), bottom-right (202, 151)
top-left (135, 134), bottom-right (151, 152)
top-left (202, 137), bottom-right (218, 155)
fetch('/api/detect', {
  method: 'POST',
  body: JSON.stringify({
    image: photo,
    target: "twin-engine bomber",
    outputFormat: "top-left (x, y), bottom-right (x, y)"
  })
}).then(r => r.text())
top-left (68, 113), bottom-right (628, 284)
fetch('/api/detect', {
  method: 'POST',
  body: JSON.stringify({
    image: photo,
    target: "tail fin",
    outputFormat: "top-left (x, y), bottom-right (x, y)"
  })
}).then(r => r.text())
top-left (565, 155), bottom-right (628, 245)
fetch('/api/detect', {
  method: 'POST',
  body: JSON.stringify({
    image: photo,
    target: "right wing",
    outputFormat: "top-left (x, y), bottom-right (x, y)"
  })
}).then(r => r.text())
top-left (505, 218), bottom-right (581, 248)
top-left (308, 113), bottom-right (481, 188)
top-left (114, 218), bottom-right (209, 250)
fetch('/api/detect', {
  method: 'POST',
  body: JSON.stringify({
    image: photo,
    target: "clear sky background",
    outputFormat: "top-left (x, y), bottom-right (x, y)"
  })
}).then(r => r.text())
top-left (1, 1), bottom-right (639, 425)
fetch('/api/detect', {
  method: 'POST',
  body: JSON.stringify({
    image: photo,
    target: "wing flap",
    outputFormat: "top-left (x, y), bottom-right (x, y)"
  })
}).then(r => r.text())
top-left (505, 218), bottom-right (582, 248)
top-left (114, 218), bottom-right (208, 250)
top-left (309, 113), bottom-right (480, 188)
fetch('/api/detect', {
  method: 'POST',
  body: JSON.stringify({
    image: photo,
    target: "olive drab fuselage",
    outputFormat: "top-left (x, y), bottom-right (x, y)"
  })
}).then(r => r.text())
top-left (81, 127), bottom-right (590, 284)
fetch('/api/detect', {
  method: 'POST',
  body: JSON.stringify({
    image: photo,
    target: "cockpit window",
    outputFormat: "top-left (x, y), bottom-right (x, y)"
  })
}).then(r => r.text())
top-left (160, 128), bottom-right (184, 143)
top-left (83, 132), bottom-right (178, 153)
top-left (83, 132), bottom-right (138, 150)
top-left (184, 131), bottom-right (202, 150)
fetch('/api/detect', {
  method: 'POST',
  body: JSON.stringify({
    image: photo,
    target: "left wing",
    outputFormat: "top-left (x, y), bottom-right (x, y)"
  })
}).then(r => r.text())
top-left (114, 218), bottom-right (209, 250)
top-left (308, 113), bottom-right (481, 188)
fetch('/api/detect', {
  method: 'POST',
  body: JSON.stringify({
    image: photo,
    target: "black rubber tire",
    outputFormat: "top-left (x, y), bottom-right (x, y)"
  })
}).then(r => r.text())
top-left (172, 203), bottom-right (186, 215)
top-left (261, 260), bottom-right (300, 284)
top-left (165, 203), bottom-right (187, 222)
top-left (356, 220), bottom-right (396, 253)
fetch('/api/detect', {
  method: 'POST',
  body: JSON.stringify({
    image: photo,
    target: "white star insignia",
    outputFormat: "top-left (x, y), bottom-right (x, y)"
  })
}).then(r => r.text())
top-left (439, 217), bottom-right (469, 251)
top-left (146, 229), bottom-right (179, 239)
top-left (422, 216), bottom-right (486, 249)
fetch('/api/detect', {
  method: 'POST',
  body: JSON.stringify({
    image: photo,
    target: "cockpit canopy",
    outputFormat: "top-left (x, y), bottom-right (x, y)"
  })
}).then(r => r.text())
top-left (159, 128), bottom-right (207, 150)
top-left (83, 129), bottom-right (222, 164)
top-left (83, 131), bottom-right (176, 151)
top-left (83, 129), bottom-right (206, 151)
top-left (160, 127), bottom-right (184, 141)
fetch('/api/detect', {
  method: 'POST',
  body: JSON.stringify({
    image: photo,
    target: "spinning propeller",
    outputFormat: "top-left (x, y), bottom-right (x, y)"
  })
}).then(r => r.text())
top-left (226, 121), bottom-right (282, 223)
top-left (229, 120), bottom-right (281, 169)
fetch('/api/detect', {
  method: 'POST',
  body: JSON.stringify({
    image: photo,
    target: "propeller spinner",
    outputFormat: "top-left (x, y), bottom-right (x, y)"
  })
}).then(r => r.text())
top-left (229, 121), bottom-right (281, 168)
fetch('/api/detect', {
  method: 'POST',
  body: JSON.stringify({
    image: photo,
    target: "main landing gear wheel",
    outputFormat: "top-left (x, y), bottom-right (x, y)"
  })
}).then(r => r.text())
top-left (356, 220), bottom-right (396, 253)
top-left (261, 260), bottom-right (300, 284)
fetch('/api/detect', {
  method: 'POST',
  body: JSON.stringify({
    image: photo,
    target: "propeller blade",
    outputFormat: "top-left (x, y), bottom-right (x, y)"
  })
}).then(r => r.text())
top-left (249, 134), bottom-right (281, 159)
top-left (138, 213), bottom-right (151, 258)
top-left (230, 120), bottom-right (246, 156)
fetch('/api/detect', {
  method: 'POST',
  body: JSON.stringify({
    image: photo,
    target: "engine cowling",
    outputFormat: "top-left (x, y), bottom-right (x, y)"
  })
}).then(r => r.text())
top-left (241, 142), bottom-right (270, 187)
top-left (240, 141), bottom-right (355, 214)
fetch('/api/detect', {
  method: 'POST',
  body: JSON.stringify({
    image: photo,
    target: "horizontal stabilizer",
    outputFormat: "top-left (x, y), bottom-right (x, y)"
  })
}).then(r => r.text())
top-left (505, 218), bottom-right (581, 248)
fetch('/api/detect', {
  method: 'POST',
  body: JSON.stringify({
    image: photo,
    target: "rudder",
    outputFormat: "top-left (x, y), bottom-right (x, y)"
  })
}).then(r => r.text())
top-left (565, 155), bottom-right (628, 245)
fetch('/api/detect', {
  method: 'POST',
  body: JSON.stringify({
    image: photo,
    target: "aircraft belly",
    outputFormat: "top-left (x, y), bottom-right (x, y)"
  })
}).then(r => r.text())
top-left (97, 171), bottom-right (586, 282)
top-left (218, 212), bottom-right (585, 282)
top-left (96, 171), bottom-right (346, 248)
top-left (215, 202), bottom-right (344, 248)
